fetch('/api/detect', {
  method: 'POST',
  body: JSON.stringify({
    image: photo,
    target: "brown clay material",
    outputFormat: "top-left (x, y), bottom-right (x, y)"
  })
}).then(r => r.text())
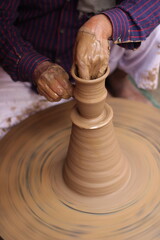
top-left (73, 29), bottom-right (110, 80)
top-left (63, 67), bottom-right (130, 196)
top-left (0, 97), bottom-right (160, 239)
top-left (34, 63), bottom-right (73, 102)
top-left (0, 66), bottom-right (160, 239)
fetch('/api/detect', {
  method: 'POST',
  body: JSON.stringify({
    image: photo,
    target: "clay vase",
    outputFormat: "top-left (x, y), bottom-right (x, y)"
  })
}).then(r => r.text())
top-left (63, 66), bottom-right (131, 197)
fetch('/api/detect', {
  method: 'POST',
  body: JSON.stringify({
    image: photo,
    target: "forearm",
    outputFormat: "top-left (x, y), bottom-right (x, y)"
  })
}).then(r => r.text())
top-left (79, 14), bottom-right (112, 40)
top-left (0, 1), bottom-right (49, 82)
top-left (102, 0), bottom-right (160, 49)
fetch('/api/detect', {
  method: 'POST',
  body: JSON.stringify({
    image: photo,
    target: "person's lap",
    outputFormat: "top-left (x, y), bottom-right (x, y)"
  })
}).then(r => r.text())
top-left (109, 25), bottom-right (160, 90)
top-left (0, 68), bottom-right (70, 139)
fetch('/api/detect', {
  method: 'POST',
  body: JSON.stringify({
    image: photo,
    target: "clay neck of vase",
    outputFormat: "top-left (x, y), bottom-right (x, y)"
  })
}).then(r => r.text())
top-left (63, 67), bottom-right (130, 197)
top-left (72, 66), bottom-right (109, 119)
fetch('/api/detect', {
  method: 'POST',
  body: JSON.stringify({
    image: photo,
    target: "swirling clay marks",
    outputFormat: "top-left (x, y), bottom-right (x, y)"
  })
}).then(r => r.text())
top-left (0, 99), bottom-right (160, 239)
top-left (64, 68), bottom-right (130, 196)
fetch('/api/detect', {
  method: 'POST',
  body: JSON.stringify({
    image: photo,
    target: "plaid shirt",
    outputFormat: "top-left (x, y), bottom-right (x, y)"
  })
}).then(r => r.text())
top-left (0, 0), bottom-right (159, 82)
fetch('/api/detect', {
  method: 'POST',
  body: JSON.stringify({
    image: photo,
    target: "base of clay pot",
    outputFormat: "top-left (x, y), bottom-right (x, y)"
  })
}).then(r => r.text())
top-left (0, 99), bottom-right (160, 240)
top-left (54, 128), bottom-right (159, 214)
top-left (64, 102), bottom-right (131, 197)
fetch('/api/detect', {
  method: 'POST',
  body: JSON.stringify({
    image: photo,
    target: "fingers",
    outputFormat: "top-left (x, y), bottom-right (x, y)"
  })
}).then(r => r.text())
top-left (96, 60), bottom-right (108, 78)
top-left (94, 56), bottom-right (109, 79)
top-left (37, 86), bottom-right (60, 102)
top-left (46, 65), bottom-right (73, 98)
top-left (37, 78), bottom-right (72, 102)
top-left (96, 42), bottom-right (109, 78)
top-left (75, 46), bottom-right (108, 80)
top-left (56, 73), bottom-right (73, 97)
top-left (73, 31), bottom-right (109, 80)
top-left (36, 64), bottom-right (73, 102)
top-left (73, 32), bottom-right (92, 79)
top-left (37, 79), bottom-right (62, 102)
top-left (77, 61), bottom-right (90, 80)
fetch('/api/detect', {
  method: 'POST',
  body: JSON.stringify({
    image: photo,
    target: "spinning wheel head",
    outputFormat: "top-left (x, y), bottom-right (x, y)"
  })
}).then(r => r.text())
top-left (0, 63), bottom-right (160, 240)
top-left (0, 99), bottom-right (160, 240)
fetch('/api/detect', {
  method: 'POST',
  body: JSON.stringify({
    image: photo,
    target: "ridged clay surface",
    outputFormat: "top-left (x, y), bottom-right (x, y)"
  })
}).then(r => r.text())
top-left (0, 99), bottom-right (160, 239)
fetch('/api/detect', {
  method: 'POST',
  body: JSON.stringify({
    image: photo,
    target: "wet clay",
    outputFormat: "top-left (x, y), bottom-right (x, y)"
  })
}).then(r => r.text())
top-left (64, 67), bottom-right (130, 196)
top-left (34, 62), bottom-right (73, 102)
top-left (74, 29), bottom-right (109, 80)
top-left (1, 71), bottom-right (160, 239)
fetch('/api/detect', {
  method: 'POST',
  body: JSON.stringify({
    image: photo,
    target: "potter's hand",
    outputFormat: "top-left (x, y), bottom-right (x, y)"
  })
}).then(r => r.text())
top-left (33, 61), bottom-right (73, 102)
top-left (73, 14), bottom-right (112, 79)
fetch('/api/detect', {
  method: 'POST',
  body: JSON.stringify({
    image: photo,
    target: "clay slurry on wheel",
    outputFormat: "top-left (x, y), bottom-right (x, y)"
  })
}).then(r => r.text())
top-left (0, 66), bottom-right (160, 239)
top-left (0, 100), bottom-right (160, 239)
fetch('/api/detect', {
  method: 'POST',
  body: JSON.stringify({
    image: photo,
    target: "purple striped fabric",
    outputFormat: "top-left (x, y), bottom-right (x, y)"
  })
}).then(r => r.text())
top-left (104, 0), bottom-right (160, 49)
top-left (0, 0), bottom-right (159, 83)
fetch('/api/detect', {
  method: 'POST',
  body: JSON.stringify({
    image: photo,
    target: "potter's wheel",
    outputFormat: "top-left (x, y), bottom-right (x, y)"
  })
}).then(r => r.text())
top-left (0, 98), bottom-right (160, 240)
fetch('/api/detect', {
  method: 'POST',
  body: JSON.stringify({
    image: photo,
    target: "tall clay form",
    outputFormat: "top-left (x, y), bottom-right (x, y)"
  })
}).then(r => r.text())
top-left (63, 67), bottom-right (130, 196)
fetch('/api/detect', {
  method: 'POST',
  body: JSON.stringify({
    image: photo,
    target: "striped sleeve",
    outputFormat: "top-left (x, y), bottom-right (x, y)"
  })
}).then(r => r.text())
top-left (102, 0), bottom-right (160, 49)
top-left (0, 0), bottom-right (49, 82)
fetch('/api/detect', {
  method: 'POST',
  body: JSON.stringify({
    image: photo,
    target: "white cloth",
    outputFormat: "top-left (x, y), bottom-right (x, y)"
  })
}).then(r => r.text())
top-left (109, 25), bottom-right (160, 90)
top-left (0, 70), bottom-right (71, 138)
top-left (0, 25), bottom-right (159, 139)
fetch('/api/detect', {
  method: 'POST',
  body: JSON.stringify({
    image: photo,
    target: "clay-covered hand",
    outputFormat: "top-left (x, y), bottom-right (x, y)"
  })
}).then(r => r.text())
top-left (33, 61), bottom-right (73, 102)
top-left (73, 14), bottom-right (112, 80)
